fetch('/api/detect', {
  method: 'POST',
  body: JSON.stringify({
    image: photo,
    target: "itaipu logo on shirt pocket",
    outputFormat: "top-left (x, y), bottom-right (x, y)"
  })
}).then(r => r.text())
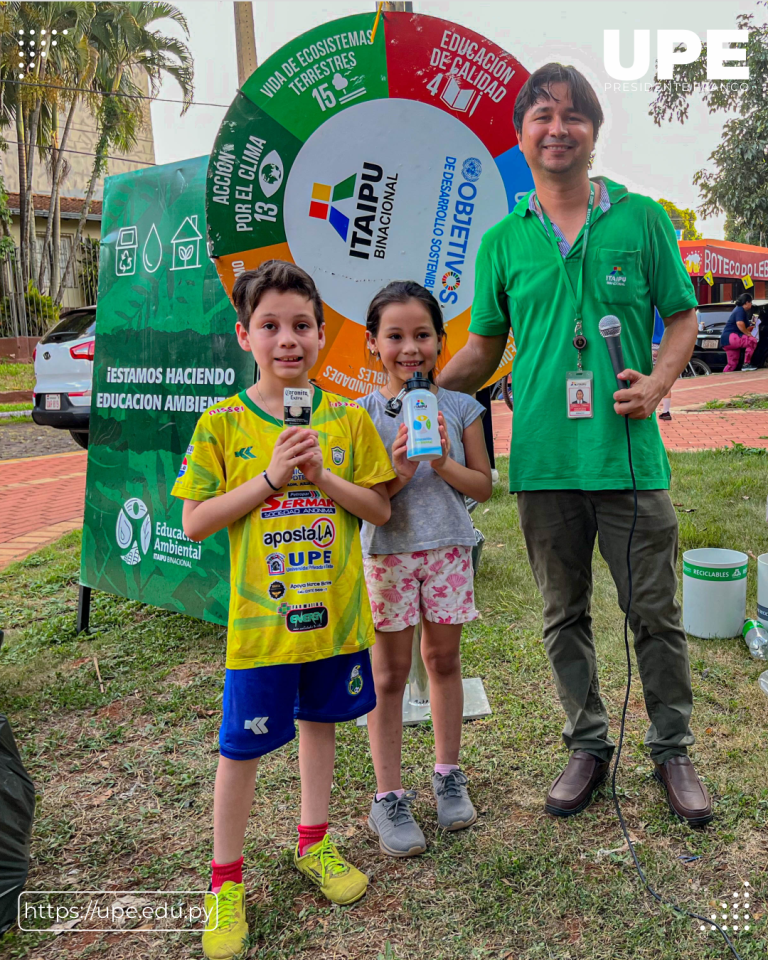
top-left (595, 249), bottom-right (640, 305)
top-left (606, 265), bottom-right (628, 287)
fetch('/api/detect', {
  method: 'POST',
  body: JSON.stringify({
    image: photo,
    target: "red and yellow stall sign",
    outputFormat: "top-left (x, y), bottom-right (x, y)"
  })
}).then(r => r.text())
top-left (206, 11), bottom-right (532, 397)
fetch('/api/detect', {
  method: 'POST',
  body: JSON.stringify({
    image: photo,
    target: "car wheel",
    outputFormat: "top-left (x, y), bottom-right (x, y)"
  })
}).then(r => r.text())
top-left (502, 372), bottom-right (514, 411)
top-left (69, 430), bottom-right (89, 449)
top-left (683, 358), bottom-right (712, 377)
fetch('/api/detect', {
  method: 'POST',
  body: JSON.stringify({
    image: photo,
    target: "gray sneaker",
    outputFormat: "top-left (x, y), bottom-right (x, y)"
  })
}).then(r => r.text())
top-left (432, 770), bottom-right (477, 831)
top-left (367, 790), bottom-right (426, 857)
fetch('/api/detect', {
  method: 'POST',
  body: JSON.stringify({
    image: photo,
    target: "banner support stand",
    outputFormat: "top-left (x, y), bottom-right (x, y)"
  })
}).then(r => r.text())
top-left (76, 584), bottom-right (92, 635)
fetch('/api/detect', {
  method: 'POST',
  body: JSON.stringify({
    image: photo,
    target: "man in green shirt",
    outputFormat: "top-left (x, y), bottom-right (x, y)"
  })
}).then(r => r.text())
top-left (439, 63), bottom-right (712, 826)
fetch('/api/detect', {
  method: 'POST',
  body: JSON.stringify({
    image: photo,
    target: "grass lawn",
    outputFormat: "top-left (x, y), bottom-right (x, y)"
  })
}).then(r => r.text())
top-left (1, 450), bottom-right (767, 959)
top-left (0, 361), bottom-right (35, 393)
top-left (704, 394), bottom-right (768, 411)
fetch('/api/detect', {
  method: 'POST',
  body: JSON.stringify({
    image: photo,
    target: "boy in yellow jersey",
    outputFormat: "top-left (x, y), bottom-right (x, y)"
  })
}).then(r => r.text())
top-left (172, 261), bottom-right (394, 960)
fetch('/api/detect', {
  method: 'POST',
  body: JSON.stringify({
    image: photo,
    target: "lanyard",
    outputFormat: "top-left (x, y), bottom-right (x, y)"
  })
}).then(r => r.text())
top-left (536, 182), bottom-right (595, 371)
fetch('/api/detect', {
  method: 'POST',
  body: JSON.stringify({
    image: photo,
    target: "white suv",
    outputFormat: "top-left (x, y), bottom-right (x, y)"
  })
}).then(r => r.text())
top-left (32, 307), bottom-right (96, 448)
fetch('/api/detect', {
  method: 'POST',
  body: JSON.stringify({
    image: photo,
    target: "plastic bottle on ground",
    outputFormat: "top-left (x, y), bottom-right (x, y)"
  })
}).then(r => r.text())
top-left (743, 620), bottom-right (768, 660)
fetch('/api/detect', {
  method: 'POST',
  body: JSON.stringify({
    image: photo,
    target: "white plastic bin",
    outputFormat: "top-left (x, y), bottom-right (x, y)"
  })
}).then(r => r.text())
top-left (758, 553), bottom-right (768, 626)
top-left (682, 548), bottom-right (748, 639)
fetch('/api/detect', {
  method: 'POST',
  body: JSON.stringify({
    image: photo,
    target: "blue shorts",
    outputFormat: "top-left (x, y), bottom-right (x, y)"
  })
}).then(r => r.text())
top-left (219, 649), bottom-right (375, 760)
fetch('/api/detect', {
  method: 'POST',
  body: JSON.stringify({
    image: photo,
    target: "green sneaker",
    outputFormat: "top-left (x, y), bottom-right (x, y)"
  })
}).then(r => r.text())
top-left (294, 834), bottom-right (368, 905)
top-left (201, 881), bottom-right (248, 959)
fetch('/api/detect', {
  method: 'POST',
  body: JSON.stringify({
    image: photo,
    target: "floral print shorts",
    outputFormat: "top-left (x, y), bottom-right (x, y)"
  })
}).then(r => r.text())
top-left (363, 545), bottom-right (477, 632)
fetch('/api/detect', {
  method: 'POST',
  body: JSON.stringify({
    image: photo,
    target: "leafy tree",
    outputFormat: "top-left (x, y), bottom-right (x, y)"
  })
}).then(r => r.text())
top-left (0, 172), bottom-right (14, 254)
top-left (658, 199), bottom-right (703, 240)
top-left (0, 2), bottom-right (193, 303)
top-left (649, 5), bottom-right (768, 246)
top-left (55, 1), bottom-right (194, 304)
top-left (0, 3), bottom-right (94, 282)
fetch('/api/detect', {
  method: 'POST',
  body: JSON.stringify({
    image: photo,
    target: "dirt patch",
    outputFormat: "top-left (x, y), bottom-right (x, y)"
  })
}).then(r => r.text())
top-left (0, 420), bottom-right (81, 459)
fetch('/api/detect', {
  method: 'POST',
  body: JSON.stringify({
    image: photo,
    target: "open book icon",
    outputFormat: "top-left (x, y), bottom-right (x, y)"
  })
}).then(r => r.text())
top-left (441, 76), bottom-right (474, 112)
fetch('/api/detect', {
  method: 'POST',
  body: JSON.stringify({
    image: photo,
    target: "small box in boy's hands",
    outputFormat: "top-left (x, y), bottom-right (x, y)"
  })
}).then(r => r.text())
top-left (284, 388), bottom-right (312, 427)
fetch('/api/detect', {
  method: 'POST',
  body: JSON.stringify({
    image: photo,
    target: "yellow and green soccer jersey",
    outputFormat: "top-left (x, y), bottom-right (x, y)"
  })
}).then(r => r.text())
top-left (171, 387), bottom-right (395, 669)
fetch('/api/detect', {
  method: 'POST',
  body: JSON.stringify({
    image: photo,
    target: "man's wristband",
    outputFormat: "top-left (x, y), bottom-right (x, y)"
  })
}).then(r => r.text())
top-left (263, 471), bottom-right (279, 491)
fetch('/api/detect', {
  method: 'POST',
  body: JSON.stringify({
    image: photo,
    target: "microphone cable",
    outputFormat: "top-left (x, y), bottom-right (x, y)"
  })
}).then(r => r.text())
top-left (612, 413), bottom-right (742, 960)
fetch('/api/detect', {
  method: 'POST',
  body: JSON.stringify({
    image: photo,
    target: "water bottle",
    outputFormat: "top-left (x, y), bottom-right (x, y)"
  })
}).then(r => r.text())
top-left (760, 670), bottom-right (768, 698)
top-left (403, 376), bottom-right (441, 462)
top-left (743, 619), bottom-right (768, 660)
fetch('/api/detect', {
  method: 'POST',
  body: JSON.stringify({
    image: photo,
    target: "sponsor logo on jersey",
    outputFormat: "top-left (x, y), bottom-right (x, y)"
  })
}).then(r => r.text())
top-left (331, 446), bottom-right (345, 465)
top-left (260, 489), bottom-right (336, 520)
top-left (268, 580), bottom-right (286, 600)
top-left (207, 404), bottom-right (245, 416)
top-left (285, 604), bottom-right (329, 633)
top-left (262, 518), bottom-right (336, 548)
top-left (291, 580), bottom-right (332, 595)
top-left (186, 443), bottom-right (194, 455)
top-left (329, 399), bottom-right (360, 409)
top-left (177, 457), bottom-right (189, 478)
top-left (266, 552), bottom-right (285, 575)
top-left (287, 549), bottom-right (333, 572)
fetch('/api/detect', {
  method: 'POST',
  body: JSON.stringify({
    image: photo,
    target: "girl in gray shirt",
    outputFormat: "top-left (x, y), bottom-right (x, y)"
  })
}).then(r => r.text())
top-left (360, 281), bottom-right (492, 857)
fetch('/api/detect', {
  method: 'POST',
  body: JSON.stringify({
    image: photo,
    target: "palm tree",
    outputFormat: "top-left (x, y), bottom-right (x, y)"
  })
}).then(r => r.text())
top-left (55, 1), bottom-right (194, 304)
top-left (0, 2), bottom-right (93, 283)
top-left (35, 3), bottom-right (98, 292)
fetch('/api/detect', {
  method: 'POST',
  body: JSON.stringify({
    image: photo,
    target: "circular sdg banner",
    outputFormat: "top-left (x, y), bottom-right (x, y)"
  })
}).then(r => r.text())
top-left (206, 11), bottom-right (532, 397)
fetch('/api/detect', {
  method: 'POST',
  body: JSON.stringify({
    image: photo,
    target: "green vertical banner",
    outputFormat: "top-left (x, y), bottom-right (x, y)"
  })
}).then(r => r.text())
top-left (80, 156), bottom-right (252, 624)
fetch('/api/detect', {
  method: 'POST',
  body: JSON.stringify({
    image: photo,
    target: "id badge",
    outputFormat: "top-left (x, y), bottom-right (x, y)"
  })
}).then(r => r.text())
top-left (566, 371), bottom-right (593, 419)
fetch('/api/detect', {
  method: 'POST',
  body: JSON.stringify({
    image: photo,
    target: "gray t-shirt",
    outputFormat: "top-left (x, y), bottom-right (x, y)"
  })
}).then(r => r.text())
top-left (359, 387), bottom-right (484, 556)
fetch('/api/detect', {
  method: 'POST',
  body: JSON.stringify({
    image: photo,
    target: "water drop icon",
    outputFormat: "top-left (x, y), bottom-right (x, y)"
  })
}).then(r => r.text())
top-left (142, 223), bottom-right (162, 273)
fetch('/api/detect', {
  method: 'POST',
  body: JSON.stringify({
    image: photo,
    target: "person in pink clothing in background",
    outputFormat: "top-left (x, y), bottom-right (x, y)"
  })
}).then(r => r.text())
top-left (720, 294), bottom-right (758, 372)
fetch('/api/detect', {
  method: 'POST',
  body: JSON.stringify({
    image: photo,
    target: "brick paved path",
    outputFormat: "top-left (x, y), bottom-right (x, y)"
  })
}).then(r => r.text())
top-left (491, 369), bottom-right (768, 458)
top-left (0, 451), bottom-right (87, 569)
top-left (2, 369), bottom-right (768, 569)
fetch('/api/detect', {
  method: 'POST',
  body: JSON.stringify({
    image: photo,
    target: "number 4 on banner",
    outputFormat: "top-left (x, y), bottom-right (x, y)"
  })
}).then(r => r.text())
top-left (743, 274), bottom-right (753, 289)
top-left (703, 270), bottom-right (714, 286)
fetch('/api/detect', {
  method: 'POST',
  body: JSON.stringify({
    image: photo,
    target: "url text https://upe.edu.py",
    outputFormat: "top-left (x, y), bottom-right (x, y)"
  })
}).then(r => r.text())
top-left (18, 890), bottom-right (217, 933)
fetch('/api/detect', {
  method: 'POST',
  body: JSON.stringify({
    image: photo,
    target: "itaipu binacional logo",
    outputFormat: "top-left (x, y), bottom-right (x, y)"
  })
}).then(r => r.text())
top-left (116, 497), bottom-right (152, 566)
top-left (606, 265), bottom-right (627, 286)
top-left (308, 173), bottom-right (356, 241)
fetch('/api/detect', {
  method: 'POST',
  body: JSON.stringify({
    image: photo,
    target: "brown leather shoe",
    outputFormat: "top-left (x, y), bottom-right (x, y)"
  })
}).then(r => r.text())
top-left (654, 756), bottom-right (713, 826)
top-left (545, 750), bottom-right (610, 817)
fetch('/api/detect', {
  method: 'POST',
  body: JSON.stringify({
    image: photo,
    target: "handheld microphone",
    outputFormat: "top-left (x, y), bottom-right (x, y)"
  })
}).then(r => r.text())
top-left (598, 314), bottom-right (630, 390)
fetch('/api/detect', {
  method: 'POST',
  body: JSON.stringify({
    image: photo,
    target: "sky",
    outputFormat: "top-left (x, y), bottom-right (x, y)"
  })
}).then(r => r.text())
top-left (149, 0), bottom-right (761, 240)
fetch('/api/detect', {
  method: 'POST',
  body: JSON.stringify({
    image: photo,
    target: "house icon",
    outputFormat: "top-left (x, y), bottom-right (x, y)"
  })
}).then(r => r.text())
top-left (170, 215), bottom-right (202, 270)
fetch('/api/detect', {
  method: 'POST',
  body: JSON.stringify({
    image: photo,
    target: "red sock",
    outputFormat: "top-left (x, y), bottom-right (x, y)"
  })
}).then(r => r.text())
top-left (211, 856), bottom-right (243, 893)
top-left (297, 822), bottom-right (328, 857)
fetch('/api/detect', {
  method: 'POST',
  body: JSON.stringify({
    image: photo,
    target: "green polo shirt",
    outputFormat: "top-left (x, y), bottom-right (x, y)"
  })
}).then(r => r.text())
top-left (469, 177), bottom-right (697, 491)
